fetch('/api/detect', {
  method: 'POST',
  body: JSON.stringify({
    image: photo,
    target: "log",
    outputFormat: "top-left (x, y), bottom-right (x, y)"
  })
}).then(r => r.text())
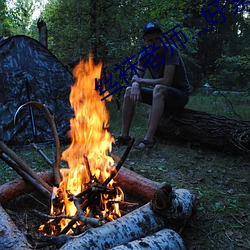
top-left (0, 152), bottom-right (51, 199)
top-left (0, 167), bottom-right (159, 205)
top-left (0, 171), bottom-right (53, 205)
top-left (0, 141), bottom-right (53, 193)
top-left (59, 187), bottom-right (195, 250)
top-left (110, 228), bottom-right (185, 250)
top-left (114, 166), bottom-right (162, 203)
top-left (0, 204), bottom-right (32, 249)
top-left (155, 108), bottom-right (250, 154)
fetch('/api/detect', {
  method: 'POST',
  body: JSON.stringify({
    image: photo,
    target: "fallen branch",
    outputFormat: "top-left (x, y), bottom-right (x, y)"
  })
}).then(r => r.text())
top-left (0, 171), bottom-right (53, 204)
top-left (0, 141), bottom-right (52, 193)
top-left (15, 101), bottom-right (62, 186)
top-left (104, 137), bottom-right (135, 186)
top-left (0, 152), bottom-right (51, 199)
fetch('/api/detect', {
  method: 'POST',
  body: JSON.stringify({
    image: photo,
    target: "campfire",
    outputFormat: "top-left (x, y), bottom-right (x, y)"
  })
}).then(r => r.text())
top-left (39, 55), bottom-right (128, 236)
top-left (0, 55), bottom-right (196, 249)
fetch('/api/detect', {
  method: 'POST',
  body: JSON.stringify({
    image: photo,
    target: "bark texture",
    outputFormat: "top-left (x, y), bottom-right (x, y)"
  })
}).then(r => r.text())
top-left (110, 228), bottom-right (185, 250)
top-left (59, 187), bottom-right (195, 250)
top-left (0, 171), bottom-right (53, 204)
top-left (156, 108), bottom-right (250, 154)
top-left (0, 167), bottom-right (159, 205)
top-left (0, 204), bottom-right (32, 249)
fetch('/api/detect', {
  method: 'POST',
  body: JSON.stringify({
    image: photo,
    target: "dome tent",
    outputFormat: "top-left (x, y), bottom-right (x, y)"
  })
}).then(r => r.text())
top-left (0, 35), bottom-right (74, 145)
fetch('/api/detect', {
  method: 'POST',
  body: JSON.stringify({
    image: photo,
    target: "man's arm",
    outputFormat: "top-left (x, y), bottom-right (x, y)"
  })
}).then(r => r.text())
top-left (129, 65), bottom-right (145, 102)
top-left (132, 64), bottom-right (176, 87)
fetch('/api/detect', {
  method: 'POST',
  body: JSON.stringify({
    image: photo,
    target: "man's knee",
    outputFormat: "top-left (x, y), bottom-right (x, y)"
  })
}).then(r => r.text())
top-left (124, 87), bottom-right (132, 99)
top-left (153, 84), bottom-right (166, 98)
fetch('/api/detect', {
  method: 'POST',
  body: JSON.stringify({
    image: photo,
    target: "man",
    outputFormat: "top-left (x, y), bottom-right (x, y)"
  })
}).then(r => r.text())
top-left (116, 22), bottom-right (191, 148)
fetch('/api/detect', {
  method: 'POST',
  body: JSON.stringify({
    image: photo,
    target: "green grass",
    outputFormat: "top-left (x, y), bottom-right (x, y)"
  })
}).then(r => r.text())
top-left (186, 93), bottom-right (250, 120)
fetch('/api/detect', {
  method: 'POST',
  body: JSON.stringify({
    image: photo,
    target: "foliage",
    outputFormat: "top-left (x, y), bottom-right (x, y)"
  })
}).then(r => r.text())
top-left (2, 0), bottom-right (250, 91)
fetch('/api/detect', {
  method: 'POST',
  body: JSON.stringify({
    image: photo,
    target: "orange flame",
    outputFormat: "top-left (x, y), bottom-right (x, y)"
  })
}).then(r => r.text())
top-left (43, 55), bottom-right (123, 234)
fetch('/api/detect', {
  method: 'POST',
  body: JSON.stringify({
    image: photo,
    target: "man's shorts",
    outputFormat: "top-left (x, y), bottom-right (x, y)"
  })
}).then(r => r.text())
top-left (140, 86), bottom-right (189, 112)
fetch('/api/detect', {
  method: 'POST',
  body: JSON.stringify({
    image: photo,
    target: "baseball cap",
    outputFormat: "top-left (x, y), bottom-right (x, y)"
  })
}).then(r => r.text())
top-left (142, 22), bottom-right (162, 38)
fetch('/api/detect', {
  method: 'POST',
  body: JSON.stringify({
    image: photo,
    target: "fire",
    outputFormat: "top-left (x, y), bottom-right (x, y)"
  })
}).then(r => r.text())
top-left (40, 55), bottom-right (124, 235)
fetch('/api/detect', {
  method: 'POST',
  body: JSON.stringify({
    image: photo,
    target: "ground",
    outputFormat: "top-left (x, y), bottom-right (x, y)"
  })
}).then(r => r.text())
top-left (0, 94), bottom-right (249, 249)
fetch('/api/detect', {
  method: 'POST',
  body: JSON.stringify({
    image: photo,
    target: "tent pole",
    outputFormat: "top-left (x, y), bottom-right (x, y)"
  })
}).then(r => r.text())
top-left (24, 78), bottom-right (38, 142)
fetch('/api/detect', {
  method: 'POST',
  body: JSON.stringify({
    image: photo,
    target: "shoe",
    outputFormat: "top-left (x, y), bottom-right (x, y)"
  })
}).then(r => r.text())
top-left (114, 136), bottom-right (132, 146)
top-left (137, 139), bottom-right (155, 149)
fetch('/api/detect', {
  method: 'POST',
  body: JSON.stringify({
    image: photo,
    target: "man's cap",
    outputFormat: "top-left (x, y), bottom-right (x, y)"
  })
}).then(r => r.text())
top-left (142, 22), bottom-right (162, 38)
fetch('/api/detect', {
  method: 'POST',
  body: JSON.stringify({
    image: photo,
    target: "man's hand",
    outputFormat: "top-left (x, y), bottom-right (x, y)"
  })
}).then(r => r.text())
top-left (130, 82), bottom-right (141, 102)
top-left (132, 75), bottom-right (143, 83)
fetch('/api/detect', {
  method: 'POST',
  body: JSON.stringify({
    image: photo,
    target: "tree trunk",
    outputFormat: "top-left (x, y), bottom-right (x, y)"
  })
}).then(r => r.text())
top-left (0, 204), bottom-right (32, 249)
top-left (155, 108), bottom-right (250, 154)
top-left (37, 19), bottom-right (48, 47)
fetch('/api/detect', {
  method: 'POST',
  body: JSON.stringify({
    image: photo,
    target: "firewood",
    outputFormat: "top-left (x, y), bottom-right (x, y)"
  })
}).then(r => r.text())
top-left (110, 228), bottom-right (186, 250)
top-left (59, 186), bottom-right (195, 250)
top-left (0, 171), bottom-right (53, 204)
top-left (0, 167), bottom-right (159, 205)
top-left (0, 141), bottom-right (52, 193)
top-left (0, 152), bottom-right (51, 199)
top-left (115, 167), bottom-right (162, 202)
top-left (0, 204), bottom-right (32, 249)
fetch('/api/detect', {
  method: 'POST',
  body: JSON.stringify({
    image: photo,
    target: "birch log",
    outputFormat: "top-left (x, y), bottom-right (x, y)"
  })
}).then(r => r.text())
top-left (60, 186), bottom-right (195, 250)
top-left (110, 228), bottom-right (186, 250)
top-left (0, 204), bottom-right (32, 249)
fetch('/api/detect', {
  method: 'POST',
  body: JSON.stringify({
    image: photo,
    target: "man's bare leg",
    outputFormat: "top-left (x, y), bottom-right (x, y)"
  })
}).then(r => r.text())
top-left (120, 87), bottom-right (136, 138)
top-left (139, 85), bottom-right (166, 147)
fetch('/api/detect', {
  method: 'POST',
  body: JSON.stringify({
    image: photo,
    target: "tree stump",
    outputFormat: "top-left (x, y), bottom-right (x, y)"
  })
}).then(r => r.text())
top-left (155, 108), bottom-right (250, 154)
top-left (37, 19), bottom-right (48, 47)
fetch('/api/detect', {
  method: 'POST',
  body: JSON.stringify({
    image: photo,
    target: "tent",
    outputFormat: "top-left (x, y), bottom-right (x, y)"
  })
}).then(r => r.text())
top-left (0, 35), bottom-right (75, 145)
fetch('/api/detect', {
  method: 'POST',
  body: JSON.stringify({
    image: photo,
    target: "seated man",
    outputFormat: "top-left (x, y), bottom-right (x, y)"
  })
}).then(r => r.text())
top-left (116, 22), bottom-right (191, 148)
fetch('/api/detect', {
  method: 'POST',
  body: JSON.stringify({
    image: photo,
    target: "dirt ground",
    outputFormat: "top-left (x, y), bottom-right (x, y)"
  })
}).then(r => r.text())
top-left (1, 138), bottom-right (249, 249)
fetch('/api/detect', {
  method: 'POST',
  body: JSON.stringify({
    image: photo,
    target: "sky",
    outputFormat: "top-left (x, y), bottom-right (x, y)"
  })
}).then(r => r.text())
top-left (6, 0), bottom-right (48, 20)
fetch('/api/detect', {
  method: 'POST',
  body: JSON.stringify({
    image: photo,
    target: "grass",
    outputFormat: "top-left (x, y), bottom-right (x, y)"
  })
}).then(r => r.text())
top-left (0, 93), bottom-right (249, 249)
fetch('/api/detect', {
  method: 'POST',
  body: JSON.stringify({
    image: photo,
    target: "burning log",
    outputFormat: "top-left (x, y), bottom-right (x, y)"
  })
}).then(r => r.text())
top-left (110, 228), bottom-right (185, 250)
top-left (115, 167), bottom-right (162, 203)
top-left (0, 167), bottom-right (160, 205)
top-left (59, 185), bottom-right (195, 250)
top-left (156, 108), bottom-right (250, 154)
top-left (0, 204), bottom-right (32, 249)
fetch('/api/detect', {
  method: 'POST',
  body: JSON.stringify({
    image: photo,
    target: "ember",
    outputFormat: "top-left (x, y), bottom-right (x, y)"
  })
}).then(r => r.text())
top-left (40, 55), bottom-right (124, 235)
